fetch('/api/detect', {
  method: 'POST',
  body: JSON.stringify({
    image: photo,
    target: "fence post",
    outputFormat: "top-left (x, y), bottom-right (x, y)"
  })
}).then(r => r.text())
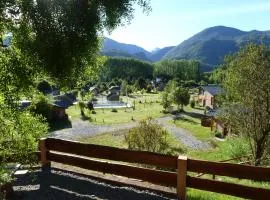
top-left (177, 155), bottom-right (187, 200)
top-left (39, 138), bottom-right (51, 169)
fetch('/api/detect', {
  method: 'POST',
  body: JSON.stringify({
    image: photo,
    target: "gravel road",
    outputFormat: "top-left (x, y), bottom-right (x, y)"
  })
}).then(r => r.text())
top-left (156, 116), bottom-right (210, 150)
top-left (13, 168), bottom-right (175, 200)
top-left (50, 114), bottom-right (210, 150)
top-left (50, 119), bottom-right (137, 140)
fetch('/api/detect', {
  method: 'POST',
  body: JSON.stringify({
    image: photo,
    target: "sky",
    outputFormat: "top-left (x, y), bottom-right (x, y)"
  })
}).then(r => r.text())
top-left (105, 0), bottom-right (270, 51)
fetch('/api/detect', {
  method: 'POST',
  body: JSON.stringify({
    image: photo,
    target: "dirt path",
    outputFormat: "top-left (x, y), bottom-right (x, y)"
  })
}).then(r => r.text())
top-left (50, 119), bottom-right (137, 141)
top-left (50, 114), bottom-right (210, 150)
top-left (156, 116), bottom-right (210, 150)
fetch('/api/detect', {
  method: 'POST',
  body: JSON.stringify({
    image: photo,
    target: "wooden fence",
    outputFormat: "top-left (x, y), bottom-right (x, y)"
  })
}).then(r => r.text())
top-left (40, 138), bottom-right (270, 200)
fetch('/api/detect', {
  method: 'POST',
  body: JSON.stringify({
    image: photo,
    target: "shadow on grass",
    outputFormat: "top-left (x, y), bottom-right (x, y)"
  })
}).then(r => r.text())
top-left (182, 111), bottom-right (204, 120)
top-left (13, 168), bottom-right (175, 200)
top-left (49, 118), bottom-right (72, 132)
top-left (172, 115), bottom-right (198, 125)
top-left (194, 107), bottom-right (205, 111)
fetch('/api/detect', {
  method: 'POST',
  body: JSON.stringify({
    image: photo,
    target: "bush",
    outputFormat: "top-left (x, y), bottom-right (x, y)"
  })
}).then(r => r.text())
top-left (224, 136), bottom-right (251, 159)
top-left (124, 118), bottom-right (169, 153)
top-left (91, 110), bottom-right (96, 114)
top-left (214, 131), bottom-right (223, 138)
top-left (30, 94), bottom-right (52, 120)
top-left (86, 101), bottom-right (94, 111)
top-left (111, 108), bottom-right (118, 113)
top-left (190, 100), bottom-right (195, 108)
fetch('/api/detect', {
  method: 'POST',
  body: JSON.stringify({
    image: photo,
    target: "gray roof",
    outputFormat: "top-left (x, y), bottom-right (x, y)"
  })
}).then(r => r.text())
top-left (202, 86), bottom-right (223, 96)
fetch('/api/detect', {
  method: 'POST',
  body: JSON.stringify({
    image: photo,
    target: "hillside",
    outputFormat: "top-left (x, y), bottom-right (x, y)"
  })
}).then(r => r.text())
top-left (102, 26), bottom-right (270, 70)
top-left (164, 26), bottom-right (270, 71)
top-left (101, 37), bottom-right (174, 62)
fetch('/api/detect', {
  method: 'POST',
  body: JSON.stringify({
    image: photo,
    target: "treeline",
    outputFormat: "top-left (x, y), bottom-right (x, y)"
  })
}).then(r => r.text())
top-left (101, 57), bottom-right (201, 83)
top-left (154, 59), bottom-right (200, 81)
top-left (101, 57), bottom-right (153, 81)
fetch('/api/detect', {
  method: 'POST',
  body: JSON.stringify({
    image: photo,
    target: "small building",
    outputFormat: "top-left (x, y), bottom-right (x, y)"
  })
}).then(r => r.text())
top-left (107, 86), bottom-right (120, 101)
top-left (198, 86), bottom-right (223, 109)
top-left (203, 109), bottom-right (229, 137)
top-left (52, 93), bottom-right (76, 119)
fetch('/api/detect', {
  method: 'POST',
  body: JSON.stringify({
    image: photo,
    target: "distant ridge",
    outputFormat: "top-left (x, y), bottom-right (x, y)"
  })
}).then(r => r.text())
top-left (102, 26), bottom-right (270, 71)
top-left (164, 26), bottom-right (270, 71)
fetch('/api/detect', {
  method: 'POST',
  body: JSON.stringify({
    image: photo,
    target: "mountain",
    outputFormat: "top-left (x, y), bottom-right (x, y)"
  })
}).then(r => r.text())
top-left (102, 37), bottom-right (150, 56)
top-left (164, 26), bottom-right (270, 71)
top-left (101, 37), bottom-right (174, 62)
top-left (149, 46), bottom-right (175, 62)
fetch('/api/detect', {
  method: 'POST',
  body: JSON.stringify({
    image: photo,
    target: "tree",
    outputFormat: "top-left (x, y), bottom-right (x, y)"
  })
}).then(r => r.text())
top-left (219, 44), bottom-right (270, 165)
top-left (1, 0), bottom-right (151, 87)
top-left (124, 118), bottom-right (169, 153)
top-left (173, 87), bottom-right (190, 111)
top-left (135, 77), bottom-right (147, 90)
top-left (0, 0), bottom-right (151, 188)
top-left (161, 88), bottom-right (172, 112)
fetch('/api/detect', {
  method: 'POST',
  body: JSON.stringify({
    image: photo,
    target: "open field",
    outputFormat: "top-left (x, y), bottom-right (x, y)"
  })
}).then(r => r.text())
top-left (67, 93), bottom-right (165, 125)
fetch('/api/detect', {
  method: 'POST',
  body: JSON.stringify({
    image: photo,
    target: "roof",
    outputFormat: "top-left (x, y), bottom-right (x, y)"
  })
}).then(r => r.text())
top-left (109, 86), bottom-right (120, 91)
top-left (53, 93), bottom-right (76, 108)
top-left (202, 86), bottom-right (223, 96)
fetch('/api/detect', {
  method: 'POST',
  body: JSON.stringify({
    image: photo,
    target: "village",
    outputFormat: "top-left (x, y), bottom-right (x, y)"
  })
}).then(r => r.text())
top-left (1, 1), bottom-right (270, 200)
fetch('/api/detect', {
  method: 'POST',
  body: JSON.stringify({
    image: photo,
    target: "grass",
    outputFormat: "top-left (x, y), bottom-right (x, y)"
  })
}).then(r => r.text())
top-left (171, 111), bottom-right (213, 142)
top-left (78, 128), bottom-right (186, 156)
top-left (70, 99), bottom-right (270, 199)
top-left (78, 129), bottom-right (128, 148)
top-left (67, 93), bottom-right (168, 125)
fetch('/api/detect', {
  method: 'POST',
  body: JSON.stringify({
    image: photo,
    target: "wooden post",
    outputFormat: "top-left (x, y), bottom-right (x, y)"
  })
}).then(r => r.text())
top-left (39, 138), bottom-right (51, 169)
top-left (177, 155), bottom-right (187, 200)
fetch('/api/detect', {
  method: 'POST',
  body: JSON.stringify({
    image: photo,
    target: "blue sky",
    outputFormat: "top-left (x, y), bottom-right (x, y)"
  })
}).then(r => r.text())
top-left (105, 0), bottom-right (270, 51)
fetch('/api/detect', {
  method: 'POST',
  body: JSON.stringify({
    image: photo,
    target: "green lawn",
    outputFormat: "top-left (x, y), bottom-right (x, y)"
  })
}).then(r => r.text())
top-left (67, 93), bottom-right (168, 125)
top-left (171, 111), bottom-right (213, 142)
top-left (78, 128), bottom-right (186, 156)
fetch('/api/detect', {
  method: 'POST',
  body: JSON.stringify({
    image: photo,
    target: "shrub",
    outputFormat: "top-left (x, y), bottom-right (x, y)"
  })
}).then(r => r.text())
top-left (224, 136), bottom-right (251, 159)
top-left (190, 100), bottom-right (195, 108)
top-left (111, 108), bottom-right (118, 113)
top-left (91, 110), bottom-right (96, 114)
top-left (214, 131), bottom-right (223, 138)
top-left (86, 101), bottom-right (94, 111)
top-left (30, 94), bottom-right (52, 120)
top-left (124, 118), bottom-right (169, 153)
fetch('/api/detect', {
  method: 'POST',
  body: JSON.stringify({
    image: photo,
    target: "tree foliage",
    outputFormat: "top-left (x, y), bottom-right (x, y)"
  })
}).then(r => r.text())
top-left (173, 87), bottom-right (190, 111)
top-left (154, 59), bottom-right (200, 81)
top-left (0, 0), bottom-right (151, 186)
top-left (1, 0), bottom-right (151, 86)
top-left (102, 57), bottom-right (153, 81)
top-left (219, 44), bottom-right (270, 165)
top-left (125, 118), bottom-right (169, 153)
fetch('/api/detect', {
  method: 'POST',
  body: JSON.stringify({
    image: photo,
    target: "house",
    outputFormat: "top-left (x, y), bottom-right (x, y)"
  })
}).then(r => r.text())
top-left (198, 86), bottom-right (223, 109)
top-left (107, 86), bottom-right (120, 101)
top-left (52, 93), bottom-right (77, 119)
top-left (203, 109), bottom-right (229, 137)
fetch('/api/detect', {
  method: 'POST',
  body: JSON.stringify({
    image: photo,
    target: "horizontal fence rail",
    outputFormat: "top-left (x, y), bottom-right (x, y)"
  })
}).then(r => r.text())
top-left (188, 159), bottom-right (270, 181)
top-left (45, 138), bottom-right (177, 169)
top-left (39, 138), bottom-right (270, 200)
top-left (48, 151), bottom-right (177, 187)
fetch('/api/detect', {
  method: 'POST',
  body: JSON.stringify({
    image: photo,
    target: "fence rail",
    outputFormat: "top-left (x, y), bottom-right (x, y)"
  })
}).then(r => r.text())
top-left (40, 138), bottom-right (270, 200)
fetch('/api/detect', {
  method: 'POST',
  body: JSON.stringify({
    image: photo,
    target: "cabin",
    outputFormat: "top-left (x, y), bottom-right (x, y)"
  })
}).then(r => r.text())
top-left (198, 86), bottom-right (223, 109)
top-left (52, 93), bottom-right (76, 119)
top-left (107, 86), bottom-right (120, 101)
top-left (204, 109), bottom-right (229, 137)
